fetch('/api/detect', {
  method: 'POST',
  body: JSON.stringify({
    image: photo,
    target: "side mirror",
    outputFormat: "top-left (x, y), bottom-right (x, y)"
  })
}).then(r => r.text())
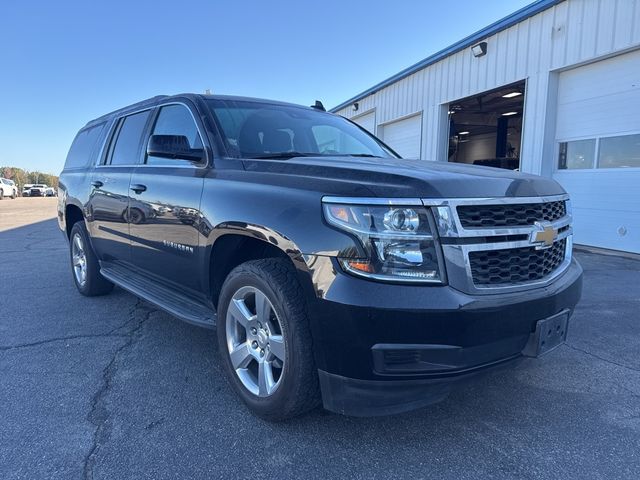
top-left (147, 135), bottom-right (204, 162)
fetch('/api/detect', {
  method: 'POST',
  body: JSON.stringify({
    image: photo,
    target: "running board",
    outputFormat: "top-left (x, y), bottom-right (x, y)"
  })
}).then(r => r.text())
top-left (100, 263), bottom-right (216, 329)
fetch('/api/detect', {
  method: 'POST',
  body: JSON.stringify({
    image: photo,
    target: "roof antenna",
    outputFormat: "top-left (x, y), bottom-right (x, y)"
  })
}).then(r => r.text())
top-left (311, 100), bottom-right (326, 111)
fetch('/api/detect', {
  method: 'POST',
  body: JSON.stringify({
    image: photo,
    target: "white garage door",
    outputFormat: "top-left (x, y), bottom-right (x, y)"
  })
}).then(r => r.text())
top-left (553, 49), bottom-right (640, 253)
top-left (380, 114), bottom-right (422, 159)
top-left (351, 110), bottom-right (375, 134)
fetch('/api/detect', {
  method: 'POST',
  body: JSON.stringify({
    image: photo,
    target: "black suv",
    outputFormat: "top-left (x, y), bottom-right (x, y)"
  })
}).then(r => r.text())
top-left (58, 94), bottom-right (583, 420)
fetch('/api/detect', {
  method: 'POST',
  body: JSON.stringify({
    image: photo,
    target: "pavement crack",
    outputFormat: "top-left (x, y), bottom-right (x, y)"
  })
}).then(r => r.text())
top-left (0, 301), bottom-right (150, 352)
top-left (564, 343), bottom-right (640, 374)
top-left (0, 334), bottom-right (129, 351)
top-left (82, 299), bottom-right (153, 480)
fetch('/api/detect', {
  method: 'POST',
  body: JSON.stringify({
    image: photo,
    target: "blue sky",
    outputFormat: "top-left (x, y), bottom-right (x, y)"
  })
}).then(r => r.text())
top-left (0, 0), bottom-right (532, 174)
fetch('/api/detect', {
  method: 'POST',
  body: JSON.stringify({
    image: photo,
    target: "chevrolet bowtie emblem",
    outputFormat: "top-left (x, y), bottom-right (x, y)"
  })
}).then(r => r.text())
top-left (530, 221), bottom-right (558, 249)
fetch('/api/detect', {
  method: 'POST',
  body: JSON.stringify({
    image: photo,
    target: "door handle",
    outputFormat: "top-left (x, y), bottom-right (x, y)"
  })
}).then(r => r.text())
top-left (91, 180), bottom-right (103, 188)
top-left (130, 184), bottom-right (147, 194)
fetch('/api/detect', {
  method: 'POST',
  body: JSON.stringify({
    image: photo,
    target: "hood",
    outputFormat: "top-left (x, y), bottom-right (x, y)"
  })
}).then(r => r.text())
top-left (241, 156), bottom-right (565, 198)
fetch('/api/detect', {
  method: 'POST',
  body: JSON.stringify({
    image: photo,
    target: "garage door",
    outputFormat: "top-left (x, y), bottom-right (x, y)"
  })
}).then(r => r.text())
top-left (380, 114), bottom-right (422, 159)
top-left (553, 49), bottom-right (640, 253)
top-left (351, 110), bottom-right (375, 134)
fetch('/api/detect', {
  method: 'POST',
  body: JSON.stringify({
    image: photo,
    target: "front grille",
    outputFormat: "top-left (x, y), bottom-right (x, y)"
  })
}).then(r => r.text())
top-left (457, 201), bottom-right (566, 228)
top-left (469, 239), bottom-right (566, 286)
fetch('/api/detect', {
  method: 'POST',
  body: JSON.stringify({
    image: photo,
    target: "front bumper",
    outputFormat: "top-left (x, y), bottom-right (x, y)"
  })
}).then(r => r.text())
top-left (303, 256), bottom-right (583, 416)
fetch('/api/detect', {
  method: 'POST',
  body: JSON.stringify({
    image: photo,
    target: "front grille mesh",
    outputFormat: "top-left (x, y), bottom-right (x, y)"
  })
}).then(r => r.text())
top-left (469, 239), bottom-right (566, 285)
top-left (457, 201), bottom-right (566, 228)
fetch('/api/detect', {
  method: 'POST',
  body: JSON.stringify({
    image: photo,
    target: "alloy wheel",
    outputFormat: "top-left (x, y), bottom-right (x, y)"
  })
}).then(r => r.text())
top-left (225, 286), bottom-right (286, 397)
top-left (71, 233), bottom-right (88, 287)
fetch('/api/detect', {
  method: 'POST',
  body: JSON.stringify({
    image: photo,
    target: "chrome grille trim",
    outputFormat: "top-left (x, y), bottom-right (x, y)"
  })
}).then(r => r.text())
top-left (457, 200), bottom-right (566, 228)
top-left (422, 194), bottom-right (573, 294)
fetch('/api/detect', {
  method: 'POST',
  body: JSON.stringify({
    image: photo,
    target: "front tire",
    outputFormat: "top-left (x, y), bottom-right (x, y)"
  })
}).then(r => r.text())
top-left (69, 222), bottom-right (114, 296)
top-left (217, 258), bottom-right (320, 421)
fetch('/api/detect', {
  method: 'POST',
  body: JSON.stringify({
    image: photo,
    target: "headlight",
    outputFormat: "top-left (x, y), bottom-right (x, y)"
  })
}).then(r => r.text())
top-left (322, 200), bottom-right (445, 283)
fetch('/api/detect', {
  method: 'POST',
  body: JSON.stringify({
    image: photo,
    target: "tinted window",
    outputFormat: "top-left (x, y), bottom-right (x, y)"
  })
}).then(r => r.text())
top-left (64, 123), bottom-right (106, 169)
top-left (146, 104), bottom-right (203, 166)
top-left (598, 134), bottom-right (640, 169)
top-left (207, 99), bottom-right (395, 159)
top-left (311, 125), bottom-right (372, 154)
top-left (108, 110), bottom-right (151, 166)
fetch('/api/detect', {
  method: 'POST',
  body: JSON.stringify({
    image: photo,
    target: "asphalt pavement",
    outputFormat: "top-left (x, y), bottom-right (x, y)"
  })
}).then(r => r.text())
top-left (1, 198), bottom-right (639, 479)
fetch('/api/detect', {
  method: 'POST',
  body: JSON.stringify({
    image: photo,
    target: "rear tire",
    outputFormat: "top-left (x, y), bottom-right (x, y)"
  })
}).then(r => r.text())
top-left (217, 258), bottom-right (320, 421)
top-left (69, 222), bottom-right (114, 296)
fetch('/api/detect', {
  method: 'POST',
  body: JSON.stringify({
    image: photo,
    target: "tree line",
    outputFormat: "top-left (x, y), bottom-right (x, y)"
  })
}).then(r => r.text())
top-left (1, 167), bottom-right (59, 189)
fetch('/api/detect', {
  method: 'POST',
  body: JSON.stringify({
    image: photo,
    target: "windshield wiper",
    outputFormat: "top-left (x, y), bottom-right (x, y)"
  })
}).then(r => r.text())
top-left (246, 152), bottom-right (317, 160)
top-left (344, 153), bottom-right (383, 158)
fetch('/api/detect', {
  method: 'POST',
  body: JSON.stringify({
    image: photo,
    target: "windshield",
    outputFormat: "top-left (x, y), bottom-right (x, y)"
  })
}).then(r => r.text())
top-left (206, 99), bottom-right (396, 159)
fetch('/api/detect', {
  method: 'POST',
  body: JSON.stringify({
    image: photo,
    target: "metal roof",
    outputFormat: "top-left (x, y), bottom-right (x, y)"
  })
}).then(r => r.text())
top-left (330, 0), bottom-right (564, 113)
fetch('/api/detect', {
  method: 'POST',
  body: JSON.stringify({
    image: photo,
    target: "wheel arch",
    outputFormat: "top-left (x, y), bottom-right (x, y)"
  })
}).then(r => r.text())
top-left (207, 223), bottom-right (313, 309)
top-left (64, 203), bottom-right (85, 239)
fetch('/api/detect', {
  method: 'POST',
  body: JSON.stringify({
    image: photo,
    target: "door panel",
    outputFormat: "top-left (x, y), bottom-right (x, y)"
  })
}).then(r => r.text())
top-left (87, 167), bottom-right (134, 263)
top-left (128, 103), bottom-right (208, 293)
top-left (128, 167), bottom-right (205, 291)
top-left (88, 109), bottom-right (152, 262)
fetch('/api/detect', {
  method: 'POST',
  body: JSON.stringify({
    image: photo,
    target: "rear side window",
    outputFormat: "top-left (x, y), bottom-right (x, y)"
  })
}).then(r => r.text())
top-left (107, 110), bottom-right (152, 166)
top-left (64, 123), bottom-right (106, 169)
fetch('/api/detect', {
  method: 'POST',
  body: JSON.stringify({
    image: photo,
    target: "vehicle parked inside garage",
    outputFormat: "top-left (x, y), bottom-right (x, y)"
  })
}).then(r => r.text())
top-left (0, 178), bottom-right (18, 199)
top-left (58, 94), bottom-right (583, 420)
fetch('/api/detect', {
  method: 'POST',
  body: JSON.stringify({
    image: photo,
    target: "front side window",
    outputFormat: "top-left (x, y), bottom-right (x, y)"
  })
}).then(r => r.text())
top-left (107, 110), bottom-right (151, 166)
top-left (207, 99), bottom-right (395, 159)
top-left (146, 104), bottom-right (203, 166)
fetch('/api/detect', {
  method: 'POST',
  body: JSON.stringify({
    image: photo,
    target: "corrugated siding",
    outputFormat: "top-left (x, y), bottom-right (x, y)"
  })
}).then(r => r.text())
top-left (335, 0), bottom-right (640, 173)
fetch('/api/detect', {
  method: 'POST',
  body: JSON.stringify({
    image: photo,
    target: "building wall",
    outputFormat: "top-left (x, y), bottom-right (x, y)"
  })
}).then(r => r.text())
top-left (334, 0), bottom-right (640, 176)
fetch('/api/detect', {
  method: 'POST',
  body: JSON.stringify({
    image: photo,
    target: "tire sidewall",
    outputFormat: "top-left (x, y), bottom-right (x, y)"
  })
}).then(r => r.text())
top-left (217, 264), bottom-right (308, 418)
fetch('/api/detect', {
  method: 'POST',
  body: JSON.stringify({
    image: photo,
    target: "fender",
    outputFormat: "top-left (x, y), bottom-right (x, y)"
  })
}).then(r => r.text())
top-left (202, 221), bottom-right (318, 304)
top-left (210, 221), bottom-right (304, 258)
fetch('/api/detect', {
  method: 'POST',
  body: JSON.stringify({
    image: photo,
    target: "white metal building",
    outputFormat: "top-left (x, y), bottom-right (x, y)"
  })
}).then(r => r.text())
top-left (332, 0), bottom-right (640, 253)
